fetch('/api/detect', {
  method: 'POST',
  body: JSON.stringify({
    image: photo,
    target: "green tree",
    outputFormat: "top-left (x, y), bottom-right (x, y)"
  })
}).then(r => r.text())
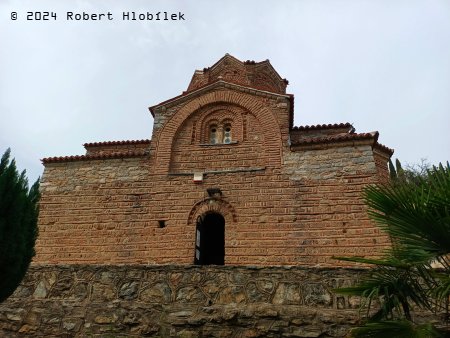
top-left (389, 158), bottom-right (431, 185)
top-left (388, 158), bottom-right (405, 181)
top-left (335, 162), bottom-right (450, 337)
top-left (0, 148), bottom-right (40, 302)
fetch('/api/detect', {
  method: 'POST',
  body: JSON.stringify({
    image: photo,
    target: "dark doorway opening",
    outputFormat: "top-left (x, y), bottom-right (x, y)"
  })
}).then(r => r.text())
top-left (194, 213), bottom-right (225, 265)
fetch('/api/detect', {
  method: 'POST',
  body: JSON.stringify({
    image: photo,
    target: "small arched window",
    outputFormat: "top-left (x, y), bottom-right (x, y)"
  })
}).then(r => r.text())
top-left (223, 125), bottom-right (232, 144)
top-left (210, 126), bottom-right (218, 144)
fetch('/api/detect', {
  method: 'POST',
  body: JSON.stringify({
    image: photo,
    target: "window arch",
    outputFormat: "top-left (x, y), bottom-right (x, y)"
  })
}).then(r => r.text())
top-left (223, 124), bottom-right (232, 144)
top-left (197, 107), bottom-right (243, 145)
top-left (209, 125), bottom-right (218, 144)
top-left (205, 121), bottom-right (233, 145)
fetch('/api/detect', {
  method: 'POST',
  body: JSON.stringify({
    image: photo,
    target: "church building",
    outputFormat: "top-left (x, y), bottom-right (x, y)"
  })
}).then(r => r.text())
top-left (37, 54), bottom-right (393, 266)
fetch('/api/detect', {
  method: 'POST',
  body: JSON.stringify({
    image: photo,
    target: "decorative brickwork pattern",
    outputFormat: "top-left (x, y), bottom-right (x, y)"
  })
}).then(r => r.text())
top-left (37, 55), bottom-right (393, 266)
top-left (187, 197), bottom-right (238, 225)
top-left (151, 86), bottom-right (285, 174)
top-left (187, 54), bottom-right (288, 94)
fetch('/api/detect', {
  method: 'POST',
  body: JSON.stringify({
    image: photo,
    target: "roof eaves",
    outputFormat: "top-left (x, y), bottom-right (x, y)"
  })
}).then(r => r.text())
top-left (292, 123), bottom-right (353, 131)
top-left (83, 139), bottom-right (151, 147)
top-left (149, 79), bottom-right (290, 116)
top-left (247, 58), bottom-right (285, 83)
top-left (207, 53), bottom-right (243, 72)
top-left (42, 151), bottom-right (149, 164)
top-left (373, 142), bottom-right (394, 156)
top-left (290, 132), bottom-right (379, 148)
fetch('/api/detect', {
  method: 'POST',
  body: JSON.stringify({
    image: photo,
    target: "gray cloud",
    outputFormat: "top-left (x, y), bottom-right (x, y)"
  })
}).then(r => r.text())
top-left (1, 0), bottom-right (449, 184)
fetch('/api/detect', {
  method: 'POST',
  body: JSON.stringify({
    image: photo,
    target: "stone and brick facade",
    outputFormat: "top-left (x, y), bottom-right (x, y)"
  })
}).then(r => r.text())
top-left (37, 54), bottom-right (393, 266)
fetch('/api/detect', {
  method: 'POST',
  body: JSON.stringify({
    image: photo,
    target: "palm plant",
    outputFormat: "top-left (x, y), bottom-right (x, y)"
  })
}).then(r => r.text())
top-left (335, 162), bottom-right (450, 337)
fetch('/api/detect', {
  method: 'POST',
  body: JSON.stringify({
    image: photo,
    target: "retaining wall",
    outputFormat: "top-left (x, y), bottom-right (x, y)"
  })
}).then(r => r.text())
top-left (0, 264), bottom-right (368, 337)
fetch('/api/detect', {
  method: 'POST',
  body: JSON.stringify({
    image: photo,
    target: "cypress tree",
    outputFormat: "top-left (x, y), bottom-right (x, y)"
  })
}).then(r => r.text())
top-left (395, 158), bottom-right (405, 181)
top-left (0, 148), bottom-right (40, 302)
top-left (388, 158), bottom-right (397, 180)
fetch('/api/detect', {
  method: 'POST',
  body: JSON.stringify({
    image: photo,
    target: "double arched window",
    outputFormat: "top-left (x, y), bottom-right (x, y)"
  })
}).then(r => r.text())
top-left (210, 125), bottom-right (219, 144)
top-left (223, 125), bottom-right (232, 144)
top-left (209, 124), bottom-right (232, 144)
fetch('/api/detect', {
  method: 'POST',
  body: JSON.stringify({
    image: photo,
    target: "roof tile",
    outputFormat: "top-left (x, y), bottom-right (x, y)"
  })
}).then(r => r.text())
top-left (374, 142), bottom-right (394, 156)
top-left (42, 150), bottom-right (148, 164)
top-left (291, 131), bottom-right (379, 146)
top-left (83, 139), bottom-right (150, 147)
top-left (291, 123), bottom-right (352, 131)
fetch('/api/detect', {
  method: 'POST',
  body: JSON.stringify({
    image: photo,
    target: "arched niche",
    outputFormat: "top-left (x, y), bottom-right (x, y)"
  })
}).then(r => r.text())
top-left (153, 87), bottom-right (283, 174)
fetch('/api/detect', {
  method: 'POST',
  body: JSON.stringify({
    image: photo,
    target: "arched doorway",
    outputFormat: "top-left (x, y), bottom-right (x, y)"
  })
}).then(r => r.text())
top-left (194, 213), bottom-right (225, 265)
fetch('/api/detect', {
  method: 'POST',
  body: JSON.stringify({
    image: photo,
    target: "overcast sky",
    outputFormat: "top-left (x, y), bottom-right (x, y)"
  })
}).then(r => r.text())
top-left (1, 0), bottom-right (449, 185)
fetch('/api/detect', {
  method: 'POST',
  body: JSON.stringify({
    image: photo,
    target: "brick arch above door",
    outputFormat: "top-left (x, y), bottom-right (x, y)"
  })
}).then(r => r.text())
top-left (187, 197), bottom-right (237, 226)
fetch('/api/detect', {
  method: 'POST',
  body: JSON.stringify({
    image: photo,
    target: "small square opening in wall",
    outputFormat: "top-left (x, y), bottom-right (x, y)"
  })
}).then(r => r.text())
top-left (193, 172), bottom-right (203, 183)
top-left (158, 220), bottom-right (166, 228)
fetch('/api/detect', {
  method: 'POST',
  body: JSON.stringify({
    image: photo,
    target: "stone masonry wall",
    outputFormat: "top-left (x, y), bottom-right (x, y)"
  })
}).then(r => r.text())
top-left (36, 136), bottom-right (390, 266)
top-left (85, 142), bottom-right (150, 156)
top-left (283, 144), bottom-right (391, 261)
top-left (289, 127), bottom-right (351, 143)
top-left (37, 142), bottom-right (389, 266)
top-left (0, 265), bottom-right (365, 337)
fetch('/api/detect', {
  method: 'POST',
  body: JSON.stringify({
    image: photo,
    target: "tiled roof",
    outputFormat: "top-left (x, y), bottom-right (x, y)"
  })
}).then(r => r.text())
top-left (42, 151), bottom-right (148, 164)
top-left (291, 123), bottom-right (352, 131)
top-left (374, 142), bottom-right (394, 156)
top-left (83, 139), bottom-right (151, 147)
top-left (186, 54), bottom-right (287, 94)
top-left (291, 131), bottom-right (379, 146)
top-left (290, 131), bottom-right (393, 156)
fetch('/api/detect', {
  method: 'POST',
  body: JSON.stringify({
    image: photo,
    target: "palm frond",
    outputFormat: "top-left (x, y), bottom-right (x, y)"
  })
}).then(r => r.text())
top-left (334, 162), bottom-right (450, 332)
top-left (335, 263), bottom-right (433, 319)
top-left (431, 272), bottom-right (450, 301)
top-left (333, 255), bottom-right (413, 268)
top-left (364, 163), bottom-right (450, 257)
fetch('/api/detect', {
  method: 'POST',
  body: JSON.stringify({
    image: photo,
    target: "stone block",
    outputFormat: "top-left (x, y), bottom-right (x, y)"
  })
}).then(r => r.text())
top-left (62, 318), bottom-right (82, 332)
top-left (119, 281), bottom-right (139, 300)
top-left (246, 282), bottom-right (268, 302)
top-left (33, 280), bottom-right (49, 298)
top-left (272, 283), bottom-right (301, 305)
top-left (91, 283), bottom-right (116, 301)
top-left (49, 277), bottom-right (74, 297)
top-left (301, 283), bottom-right (332, 307)
top-left (217, 286), bottom-right (246, 304)
top-left (175, 286), bottom-right (206, 303)
top-left (140, 282), bottom-right (172, 303)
